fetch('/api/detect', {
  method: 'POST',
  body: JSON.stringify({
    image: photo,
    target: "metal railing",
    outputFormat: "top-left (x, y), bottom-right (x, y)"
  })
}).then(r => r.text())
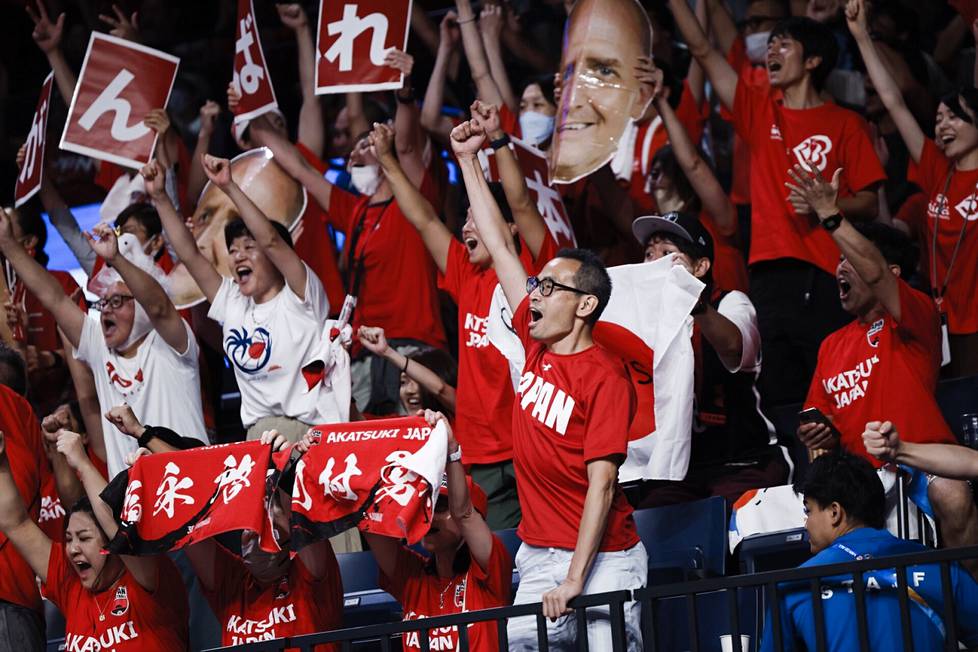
top-left (213, 544), bottom-right (978, 652)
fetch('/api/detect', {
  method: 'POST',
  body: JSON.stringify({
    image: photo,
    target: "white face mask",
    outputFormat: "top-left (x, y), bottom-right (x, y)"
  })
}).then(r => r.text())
top-left (745, 31), bottom-right (771, 65)
top-left (350, 164), bottom-right (382, 196)
top-left (519, 111), bottom-right (555, 146)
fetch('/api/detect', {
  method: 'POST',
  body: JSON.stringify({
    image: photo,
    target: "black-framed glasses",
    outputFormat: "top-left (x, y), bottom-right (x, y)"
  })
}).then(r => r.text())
top-left (93, 294), bottom-right (135, 312)
top-left (526, 276), bottom-right (589, 297)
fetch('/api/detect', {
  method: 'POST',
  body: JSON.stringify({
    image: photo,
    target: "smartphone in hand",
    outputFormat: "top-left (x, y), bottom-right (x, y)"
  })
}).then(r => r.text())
top-left (798, 407), bottom-right (842, 439)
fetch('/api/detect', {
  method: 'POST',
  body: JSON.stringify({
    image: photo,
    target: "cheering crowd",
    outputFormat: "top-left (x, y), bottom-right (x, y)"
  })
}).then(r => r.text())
top-left (3, 0), bottom-right (978, 649)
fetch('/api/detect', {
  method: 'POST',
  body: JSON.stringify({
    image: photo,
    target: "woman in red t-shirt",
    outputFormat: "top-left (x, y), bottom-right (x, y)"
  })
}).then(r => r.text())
top-left (0, 429), bottom-right (189, 651)
top-left (849, 0), bottom-right (978, 376)
top-left (364, 411), bottom-right (513, 652)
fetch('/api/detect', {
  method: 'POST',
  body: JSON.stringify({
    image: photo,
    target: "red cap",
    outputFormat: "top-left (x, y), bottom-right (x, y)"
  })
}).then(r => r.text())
top-left (439, 475), bottom-right (489, 519)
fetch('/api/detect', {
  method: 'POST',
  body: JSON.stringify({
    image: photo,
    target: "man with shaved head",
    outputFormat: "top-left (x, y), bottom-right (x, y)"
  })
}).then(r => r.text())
top-left (551, 0), bottom-right (655, 183)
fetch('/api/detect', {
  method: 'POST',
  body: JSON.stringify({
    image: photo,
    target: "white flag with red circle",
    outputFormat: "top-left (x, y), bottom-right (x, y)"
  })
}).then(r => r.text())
top-left (315, 0), bottom-right (412, 94)
top-left (232, 0), bottom-right (280, 124)
top-left (60, 33), bottom-right (179, 169)
top-left (14, 72), bottom-right (54, 208)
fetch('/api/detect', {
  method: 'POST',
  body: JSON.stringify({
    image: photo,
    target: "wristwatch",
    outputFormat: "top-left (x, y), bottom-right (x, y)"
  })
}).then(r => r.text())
top-left (448, 446), bottom-right (463, 463)
top-left (820, 213), bottom-right (844, 232)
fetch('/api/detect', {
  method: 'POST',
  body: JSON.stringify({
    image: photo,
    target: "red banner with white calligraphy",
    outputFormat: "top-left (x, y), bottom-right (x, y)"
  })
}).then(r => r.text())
top-left (480, 137), bottom-right (577, 250)
top-left (60, 33), bottom-right (179, 169)
top-left (14, 72), bottom-right (53, 208)
top-left (315, 0), bottom-right (412, 94)
top-left (290, 416), bottom-right (446, 549)
top-left (232, 0), bottom-right (280, 124)
top-left (102, 440), bottom-right (277, 554)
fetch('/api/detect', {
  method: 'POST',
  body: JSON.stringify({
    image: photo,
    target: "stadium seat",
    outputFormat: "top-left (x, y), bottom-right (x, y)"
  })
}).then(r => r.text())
top-left (936, 374), bottom-right (978, 444)
top-left (645, 587), bottom-right (761, 652)
top-left (633, 495), bottom-right (727, 582)
top-left (494, 527), bottom-right (523, 592)
top-left (737, 527), bottom-right (812, 575)
top-left (336, 551), bottom-right (402, 628)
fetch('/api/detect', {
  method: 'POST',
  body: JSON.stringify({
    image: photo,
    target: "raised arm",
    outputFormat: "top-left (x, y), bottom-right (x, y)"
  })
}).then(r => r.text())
top-left (186, 100), bottom-right (221, 207)
top-left (369, 124), bottom-right (452, 272)
top-left (437, 411), bottom-right (492, 567)
top-left (863, 421), bottom-right (978, 480)
top-left (359, 326), bottom-right (456, 413)
top-left (786, 162), bottom-right (900, 319)
top-left (473, 101), bottom-right (550, 258)
top-left (141, 162), bottom-right (222, 303)
top-left (26, 0), bottom-right (76, 107)
top-left (345, 93), bottom-right (370, 146)
top-left (385, 50), bottom-right (427, 187)
top-left (706, 0), bottom-right (739, 57)
top-left (61, 332), bottom-right (106, 464)
top-left (845, 0), bottom-right (924, 163)
top-left (479, 4), bottom-right (518, 113)
top-left (0, 431), bottom-right (52, 583)
top-left (421, 12), bottom-right (462, 146)
top-left (86, 224), bottom-right (189, 353)
top-left (40, 414), bottom-right (83, 516)
top-left (0, 210), bottom-right (85, 348)
top-left (668, 0), bottom-right (738, 110)
top-left (455, 0), bottom-right (506, 108)
top-left (452, 121), bottom-right (527, 310)
top-left (201, 154), bottom-right (310, 298)
top-left (259, 127), bottom-right (336, 212)
top-left (278, 3), bottom-right (324, 158)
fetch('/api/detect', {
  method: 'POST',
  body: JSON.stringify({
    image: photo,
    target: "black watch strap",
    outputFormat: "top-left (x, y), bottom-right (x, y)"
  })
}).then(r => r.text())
top-left (821, 213), bottom-right (843, 232)
top-left (490, 134), bottom-right (511, 151)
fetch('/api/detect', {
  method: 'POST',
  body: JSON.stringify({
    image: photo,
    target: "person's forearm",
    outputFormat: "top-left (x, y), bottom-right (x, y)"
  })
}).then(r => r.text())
top-left (837, 191), bottom-right (879, 222)
top-left (346, 93), bottom-right (369, 143)
top-left (488, 133), bottom-right (548, 258)
top-left (48, 451), bottom-right (84, 510)
top-left (47, 49), bottom-right (77, 107)
top-left (565, 472), bottom-right (615, 586)
top-left (0, 241), bottom-right (78, 332)
top-left (109, 255), bottom-right (173, 322)
top-left (154, 193), bottom-right (195, 260)
top-left (668, 0), bottom-right (736, 108)
top-left (295, 23), bottom-right (324, 157)
top-left (707, 0), bottom-right (738, 56)
top-left (61, 331), bottom-right (106, 464)
top-left (74, 456), bottom-right (115, 538)
top-left (410, 3), bottom-right (439, 54)
top-left (829, 219), bottom-right (890, 288)
top-left (421, 45), bottom-right (452, 132)
top-left (224, 183), bottom-right (281, 250)
top-left (383, 347), bottom-right (456, 411)
top-left (43, 184), bottom-right (97, 274)
top-left (379, 154), bottom-right (449, 270)
top-left (394, 98), bottom-right (424, 156)
top-left (694, 306), bottom-right (744, 371)
top-left (186, 129), bottom-right (213, 205)
top-left (896, 442), bottom-right (978, 481)
top-left (483, 33), bottom-right (517, 111)
top-left (499, 29), bottom-right (556, 75)
top-left (455, 0), bottom-right (504, 106)
top-left (0, 458), bottom-right (30, 533)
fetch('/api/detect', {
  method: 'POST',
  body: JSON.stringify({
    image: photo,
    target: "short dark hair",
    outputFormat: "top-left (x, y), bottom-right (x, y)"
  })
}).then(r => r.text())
top-left (647, 231), bottom-right (715, 288)
top-left (654, 59), bottom-right (684, 111)
top-left (519, 75), bottom-right (556, 109)
top-left (406, 348), bottom-right (458, 413)
top-left (461, 181), bottom-right (515, 225)
top-left (853, 222), bottom-right (918, 278)
top-left (793, 451), bottom-right (885, 529)
top-left (13, 207), bottom-right (49, 267)
top-left (770, 17), bottom-right (839, 92)
top-left (0, 343), bottom-right (27, 397)
top-left (64, 496), bottom-right (110, 541)
top-left (939, 87), bottom-right (978, 125)
top-left (556, 248), bottom-right (612, 326)
top-left (223, 217), bottom-right (294, 250)
top-left (650, 145), bottom-right (701, 213)
top-left (114, 203), bottom-right (162, 239)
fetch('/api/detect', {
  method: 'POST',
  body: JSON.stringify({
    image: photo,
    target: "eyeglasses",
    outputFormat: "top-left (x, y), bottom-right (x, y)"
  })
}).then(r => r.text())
top-left (526, 276), bottom-right (589, 297)
top-left (93, 294), bottom-right (135, 312)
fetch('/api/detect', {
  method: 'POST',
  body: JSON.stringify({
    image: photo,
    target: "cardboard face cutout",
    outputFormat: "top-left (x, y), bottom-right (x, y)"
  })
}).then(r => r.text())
top-left (169, 148), bottom-right (307, 309)
top-left (549, 0), bottom-right (653, 184)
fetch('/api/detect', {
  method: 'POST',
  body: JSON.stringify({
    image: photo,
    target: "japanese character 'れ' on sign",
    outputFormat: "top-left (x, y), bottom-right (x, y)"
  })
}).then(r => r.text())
top-left (315, 0), bottom-right (413, 94)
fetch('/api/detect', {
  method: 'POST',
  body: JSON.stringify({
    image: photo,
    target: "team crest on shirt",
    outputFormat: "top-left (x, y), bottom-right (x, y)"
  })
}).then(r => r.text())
top-left (792, 135), bottom-right (833, 172)
top-left (866, 319), bottom-right (884, 348)
top-left (274, 577), bottom-right (290, 600)
top-left (225, 326), bottom-right (273, 374)
top-left (955, 194), bottom-right (978, 221)
top-left (454, 579), bottom-right (466, 608)
top-left (110, 585), bottom-right (129, 617)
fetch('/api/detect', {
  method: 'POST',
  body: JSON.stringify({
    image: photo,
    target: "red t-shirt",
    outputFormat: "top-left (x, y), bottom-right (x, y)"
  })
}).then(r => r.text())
top-left (44, 544), bottom-right (189, 651)
top-left (326, 182), bottom-right (447, 351)
top-left (723, 38), bottom-right (773, 206)
top-left (805, 279), bottom-right (955, 467)
top-left (438, 237), bottom-right (558, 464)
top-left (379, 535), bottom-right (512, 652)
top-left (23, 270), bottom-right (84, 352)
top-left (510, 297), bottom-right (639, 551)
top-left (902, 139), bottom-right (978, 334)
top-left (202, 544), bottom-right (342, 651)
top-left (950, 0), bottom-right (978, 24)
top-left (0, 386), bottom-right (45, 612)
top-left (733, 79), bottom-right (885, 274)
top-left (295, 143), bottom-right (348, 314)
top-left (701, 213), bottom-right (749, 293)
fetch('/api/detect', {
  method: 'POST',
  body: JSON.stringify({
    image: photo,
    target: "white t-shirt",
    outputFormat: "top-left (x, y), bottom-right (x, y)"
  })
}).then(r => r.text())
top-left (75, 315), bottom-right (207, 477)
top-left (716, 290), bottom-right (762, 374)
top-left (208, 264), bottom-right (333, 427)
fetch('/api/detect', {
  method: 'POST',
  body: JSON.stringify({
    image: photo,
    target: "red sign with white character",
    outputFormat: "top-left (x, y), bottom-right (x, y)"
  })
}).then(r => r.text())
top-left (482, 137), bottom-right (578, 249)
top-left (233, 0), bottom-right (279, 124)
top-left (60, 33), bottom-right (179, 170)
top-left (315, 0), bottom-right (412, 94)
top-left (15, 72), bottom-right (53, 208)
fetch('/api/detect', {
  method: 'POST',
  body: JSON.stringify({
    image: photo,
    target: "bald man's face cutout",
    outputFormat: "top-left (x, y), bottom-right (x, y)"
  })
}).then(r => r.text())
top-left (550, 0), bottom-right (654, 184)
top-left (169, 148), bottom-right (307, 308)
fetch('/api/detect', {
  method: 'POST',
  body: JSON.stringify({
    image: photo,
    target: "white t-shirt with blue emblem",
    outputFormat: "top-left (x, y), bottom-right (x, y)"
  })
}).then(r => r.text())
top-left (208, 263), bottom-right (331, 428)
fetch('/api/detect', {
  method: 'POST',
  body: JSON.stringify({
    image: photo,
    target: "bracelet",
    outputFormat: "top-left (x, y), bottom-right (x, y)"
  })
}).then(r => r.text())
top-left (401, 357), bottom-right (410, 373)
top-left (457, 16), bottom-right (477, 24)
top-left (136, 427), bottom-right (156, 449)
top-left (490, 134), bottom-right (510, 151)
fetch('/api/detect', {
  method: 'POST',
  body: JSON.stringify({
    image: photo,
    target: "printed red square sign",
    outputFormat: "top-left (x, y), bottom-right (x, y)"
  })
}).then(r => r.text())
top-left (232, 0), bottom-right (279, 124)
top-left (60, 33), bottom-right (179, 169)
top-left (315, 0), bottom-right (412, 94)
top-left (14, 72), bottom-right (53, 208)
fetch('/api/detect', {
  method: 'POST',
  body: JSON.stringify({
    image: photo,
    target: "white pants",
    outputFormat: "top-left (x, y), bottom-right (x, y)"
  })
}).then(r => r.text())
top-left (507, 542), bottom-right (648, 651)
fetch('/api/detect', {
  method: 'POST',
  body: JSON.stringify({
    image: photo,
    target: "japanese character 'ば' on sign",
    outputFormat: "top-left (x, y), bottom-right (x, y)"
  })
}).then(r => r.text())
top-left (59, 33), bottom-right (179, 170)
top-left (232, 0), bottom-right (279, 124)
top-left (315, 0), bottom-right (412, 94)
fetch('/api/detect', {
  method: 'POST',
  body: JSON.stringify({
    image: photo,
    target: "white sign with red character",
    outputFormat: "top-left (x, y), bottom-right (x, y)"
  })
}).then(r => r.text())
top-left (15, 72), bottom-right (53, 208)
top-left (315, 0), bottom-right (412, 94)
top-left (232, 0), bottom-right (279, 124)
top-left (60, 33), bottom-right (179, 169)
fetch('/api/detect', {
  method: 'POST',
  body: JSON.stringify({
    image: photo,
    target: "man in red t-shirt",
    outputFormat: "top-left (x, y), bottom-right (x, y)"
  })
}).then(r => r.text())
top-left (452, 119), bottom-right (646, 650)
top-left (671, 1), bottom-right (886, 407)
top-left (788, 167), bottom-right (978, 562)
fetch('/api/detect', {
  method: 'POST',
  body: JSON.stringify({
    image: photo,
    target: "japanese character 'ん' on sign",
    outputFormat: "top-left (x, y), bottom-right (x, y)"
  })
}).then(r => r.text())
top-left (14, 72), bottom-right (54, 208)
top-left (232, 0), bottom-right (279, 124)
top-left (315, 0), bottom-right (413, 94)
top-left (60, 32), bottom-right (179, 170)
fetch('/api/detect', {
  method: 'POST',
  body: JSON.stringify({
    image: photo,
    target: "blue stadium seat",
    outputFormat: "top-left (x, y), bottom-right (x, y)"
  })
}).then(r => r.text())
top-left (937, 374), bottom-right (978, 443)
top-left (646, 587), bottom-right (761, 652)
top-left (633, 495), bottom-right (727, 582)
top-left (336, 551), bottom-right (402, 628)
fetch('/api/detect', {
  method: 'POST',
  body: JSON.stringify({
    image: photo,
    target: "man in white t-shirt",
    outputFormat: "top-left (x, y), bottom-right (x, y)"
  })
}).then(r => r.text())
top-left (634, 212), bottom-right (790, 506)
top-left (143, 157), bottom-right (337, 441)
top-left (0, 214), bottom-right (206, 477)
